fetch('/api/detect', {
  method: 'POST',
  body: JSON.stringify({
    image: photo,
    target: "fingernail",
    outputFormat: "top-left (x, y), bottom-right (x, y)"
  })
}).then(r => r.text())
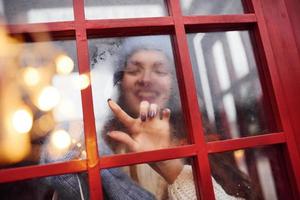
top-left (149, 111), bottom-right (156, 118)
top-left (141, 114), bottom-right (146, 121)
top-left (107, 98), bottom-right (111, 102)
top-left (153, 110), bottom-right (157, 117)
top-left (148, 111), bottom-right (152, 118)
top-left (107, 131), bottom-right (113, 136)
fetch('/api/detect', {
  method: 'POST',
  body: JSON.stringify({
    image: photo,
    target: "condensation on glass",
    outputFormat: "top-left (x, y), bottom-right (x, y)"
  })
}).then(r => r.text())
top-left (0, 0), bottom-right (74, 24)
top-left (179, 0), bottom-right (245, 16)
top-left (0, 36), bottom-right (85, 169)
top-left (0, 172), bottom-right (89, 199)
top-left (88, 35), bottom-right (187, 156)
top-left (187, 31), bottom-right (270, 140)
top-left (209, 145), bottom-right (293, 199)
top-left (101, 158), bottom-right (197, 199)
top-left (84, 0), bottom-right (168, 20)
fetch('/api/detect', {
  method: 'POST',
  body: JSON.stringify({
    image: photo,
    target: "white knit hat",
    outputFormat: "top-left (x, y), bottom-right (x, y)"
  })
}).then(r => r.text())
top-left (114, 35), bottom-right (174, 85)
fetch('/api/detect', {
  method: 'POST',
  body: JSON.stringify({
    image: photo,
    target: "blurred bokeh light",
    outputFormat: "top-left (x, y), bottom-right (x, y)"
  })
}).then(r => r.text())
top-left (77, 74), bottom-right (90, 90)
top-left (50, 129), bottom-right (71, 150)
top-left (23, 67), bottom-right (40, 86)
top-left (37, 86), bottom-right (61, 111)
top-left (12, 108), bottom-right (33, 134)
top-left (55, 54), bottom-right (74, 75)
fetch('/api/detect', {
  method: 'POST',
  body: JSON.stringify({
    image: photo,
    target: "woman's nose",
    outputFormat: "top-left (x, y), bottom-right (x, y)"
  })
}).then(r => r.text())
top-left (137, 71), bottom-right (152, 85)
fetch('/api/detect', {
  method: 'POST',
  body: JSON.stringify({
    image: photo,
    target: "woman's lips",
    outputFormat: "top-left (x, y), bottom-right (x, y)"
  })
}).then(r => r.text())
top-left (135, 90), bottom-right (159, 102)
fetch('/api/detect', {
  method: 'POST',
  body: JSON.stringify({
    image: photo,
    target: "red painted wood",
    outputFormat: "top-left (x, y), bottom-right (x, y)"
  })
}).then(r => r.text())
top-left (252, 0), bottom-right (300, 197)
top-left (86, 17), bottom-right (173, 29)
top-left (183, 14), bottom-right (256, 27)
top-left (184, 14), bottom-right (256, 31)
top-left (1, 0), bottom-right (299, 199)
top-left (3, 22), bottom-right (75, 40)
top-left (167, 0), bottom-right (215, 199)
top-left (283, 0), bottom-right (300, 158)
top-left (0, 160), bottom-right (86, 183)
top-left (86, 17), bottom-right (174, 38)
top-left (207, 132), bottom-right (285, 153)
top-left (73, 0), bottom-right (102, 199)
top-left (5, 22), bottom-right (75, 34)
top-left (284, 0), bottom-right (300, 57)
top-left (99, 145), bottom-right (197, 169)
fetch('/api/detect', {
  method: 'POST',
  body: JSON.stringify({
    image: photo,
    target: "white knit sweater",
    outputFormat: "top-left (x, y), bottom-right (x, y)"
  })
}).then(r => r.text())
top-left (168, 165), bottom-right (244, 200)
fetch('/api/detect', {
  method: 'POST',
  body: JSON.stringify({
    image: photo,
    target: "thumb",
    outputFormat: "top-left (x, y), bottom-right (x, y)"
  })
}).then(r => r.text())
top-left (108, 131), bottom-right (138, 152)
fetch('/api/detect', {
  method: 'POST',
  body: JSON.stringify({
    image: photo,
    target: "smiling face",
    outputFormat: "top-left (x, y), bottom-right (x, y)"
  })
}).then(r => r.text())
top-left (120, 49), bottom-right (173, 116)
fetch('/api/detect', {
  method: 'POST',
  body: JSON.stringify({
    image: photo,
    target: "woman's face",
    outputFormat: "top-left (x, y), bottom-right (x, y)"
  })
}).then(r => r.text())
top-left (120, 49), bottom-right (173, 116)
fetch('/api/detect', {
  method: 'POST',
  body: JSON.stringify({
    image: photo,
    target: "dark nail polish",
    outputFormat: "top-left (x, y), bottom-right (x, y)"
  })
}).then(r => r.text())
top-left (107, 98), bottom-right (111, 102)
top-left (153, 111), bottom-right (157, 118)
top-left (141, 114), bottom-right (146, 122)
top-left (148, 111), bottom-right (153, 118)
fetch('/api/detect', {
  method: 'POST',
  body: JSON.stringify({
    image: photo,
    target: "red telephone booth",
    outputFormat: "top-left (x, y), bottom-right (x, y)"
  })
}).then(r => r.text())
top-left (0, 0), bottom-right (300, 199)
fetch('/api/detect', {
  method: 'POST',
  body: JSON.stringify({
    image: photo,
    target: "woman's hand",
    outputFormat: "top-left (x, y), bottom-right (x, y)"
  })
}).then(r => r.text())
top-left (107, 99), bottom-right (184, 184)
top-left (107, 99), bottom-right (172, 152)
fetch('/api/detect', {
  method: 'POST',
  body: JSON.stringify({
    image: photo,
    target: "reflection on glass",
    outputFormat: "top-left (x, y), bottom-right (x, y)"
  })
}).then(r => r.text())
top-left (101, 158), bottom-right (197, 199)
top-left (89, 35), bottom-right (187, 156)
top-left (187, 31), bottom-right (269, 140)
top-left (0, 31), bottom-right (85, 169)
top-left (84, 0), bottom-right (167, 20)
top-left (180, 0), bottom-right (245, 16)
top-left (0, 173), bottom-right (89, 199)
top-left (0, 0), bottom-right (74, 24)
top-left (209, 146), bottom-right (292, 199)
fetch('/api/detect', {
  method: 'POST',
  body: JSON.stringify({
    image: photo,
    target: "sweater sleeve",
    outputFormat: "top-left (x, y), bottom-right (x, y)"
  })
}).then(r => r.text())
top-left (168, 165), bottom-right (244, 200)
top-left (40, 136), bottom-right (155, 200)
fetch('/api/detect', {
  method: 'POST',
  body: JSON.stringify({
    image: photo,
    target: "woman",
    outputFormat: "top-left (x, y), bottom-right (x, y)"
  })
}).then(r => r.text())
top-left (41, 35), bottom-right (253, 200)
top-left (103, 35), bottom-right (247, 199)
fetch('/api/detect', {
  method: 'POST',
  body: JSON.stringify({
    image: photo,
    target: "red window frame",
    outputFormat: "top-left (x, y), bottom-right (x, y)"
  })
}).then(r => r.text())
top-left (1, 0), bottom-right (300, 199)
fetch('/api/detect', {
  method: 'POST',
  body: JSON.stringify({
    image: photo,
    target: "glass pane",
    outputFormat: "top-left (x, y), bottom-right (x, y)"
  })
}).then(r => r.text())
top-left (0, 172), bottom-right (89, 199)
top-left (180, 0), bottom-right (245, 16)
top-left (0, 30), bottom-right (85, 169)
top-left (84, 0), bottom-right (168, 20)
top-left (209, 145), bottom-right (293, 199)
top-left (101, 158), bottom-right (199, 199)
top-left (187, 31), bottom-right (270, 141)
top-left (0, 0), bottom-right (74, 24)
top-left (89, 35), bottom-right (188, 156)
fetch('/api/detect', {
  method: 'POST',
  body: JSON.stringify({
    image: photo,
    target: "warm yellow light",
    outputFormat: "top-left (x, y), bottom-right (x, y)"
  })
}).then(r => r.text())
top-left (0, 133), bottom-right (31, 165)
top-left (76, 143), bottom-right (82, 148)
top-left (78, 74), bottom-right (90, 90)
top-left (12, 109), bottom-right (33, 134)
top-left (50, 129), bottom-right (71, 150)
top-left (55, 54), bottom-right (74, 75)
top-left (81, 150), bottom-right (87, 159)
top-left (37, 86), bottom-right (60, 111)
top-left (234, 150), bottom-right (245, 160)
top-left (23, 67), bottom-right (40, 86)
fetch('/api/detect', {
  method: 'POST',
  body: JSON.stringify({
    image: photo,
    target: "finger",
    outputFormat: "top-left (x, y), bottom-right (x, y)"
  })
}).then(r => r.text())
top-left (108, 131), bottom-right (138, 152)
top-left (108, 99), bottom-right (135, 127)
top-left (162, 108), bottom-right (171, 121)
top-left (140, 101), bottom-right (150, 122)
top-left (148, 103), bottom-right (158, 119)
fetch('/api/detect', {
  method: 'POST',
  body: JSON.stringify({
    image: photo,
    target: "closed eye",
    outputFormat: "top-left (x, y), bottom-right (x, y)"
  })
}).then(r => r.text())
top-left (153, 62), bottom-right (170, 76)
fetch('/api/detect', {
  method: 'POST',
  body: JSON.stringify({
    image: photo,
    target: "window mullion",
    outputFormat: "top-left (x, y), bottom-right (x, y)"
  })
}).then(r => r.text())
top-left (73, 0), bottom-right (103, 200)
top-left (167, 0), bottom-right (215, 199)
